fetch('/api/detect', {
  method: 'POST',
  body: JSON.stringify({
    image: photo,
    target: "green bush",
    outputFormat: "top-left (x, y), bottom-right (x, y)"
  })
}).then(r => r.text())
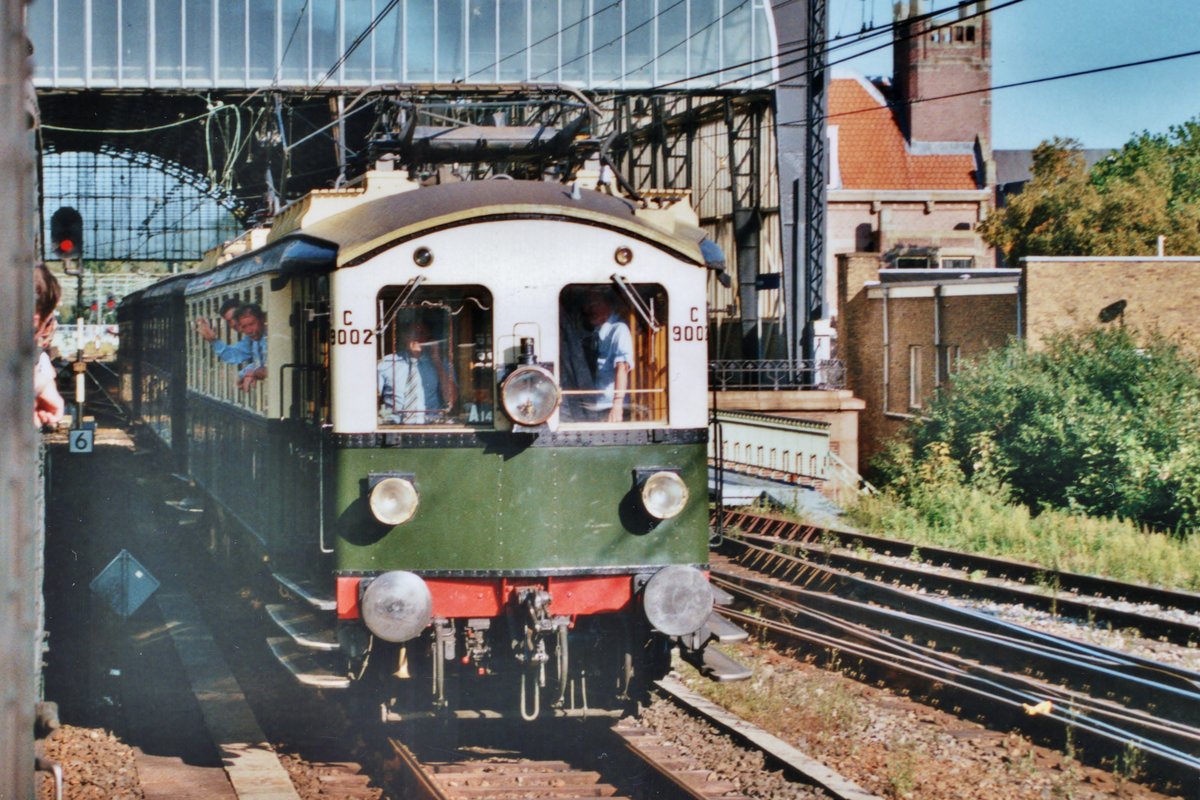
top-left (882, 327), bottom-right (1200, 536)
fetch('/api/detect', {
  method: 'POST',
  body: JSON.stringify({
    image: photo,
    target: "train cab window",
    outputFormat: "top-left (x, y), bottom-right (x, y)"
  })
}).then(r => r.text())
top-left (376, 285), bottom-right (493, 427)
top-left (559, 284), bottom-right (668, 425)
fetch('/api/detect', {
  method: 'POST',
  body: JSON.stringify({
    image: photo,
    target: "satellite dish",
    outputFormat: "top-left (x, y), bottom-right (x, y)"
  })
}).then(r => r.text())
top-left (1098, 299), bottom-right (1127, 324)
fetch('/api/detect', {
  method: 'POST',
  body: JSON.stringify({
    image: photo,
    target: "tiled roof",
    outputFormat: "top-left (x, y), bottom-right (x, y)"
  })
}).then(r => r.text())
top-left (830, 77), bottom-right (979, 190)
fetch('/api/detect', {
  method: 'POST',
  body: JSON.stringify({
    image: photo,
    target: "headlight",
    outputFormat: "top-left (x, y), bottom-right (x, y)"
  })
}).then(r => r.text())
top-left (369, 476), bottom-right (419, 526)
top-left (643, 565), bottom-right (713, 636)
top-left (361, 571), bottom-right (432, 642)
top-left (640, 471), bottom-right (689, 520)
top-left (500, 365), bottom-right (560, 426)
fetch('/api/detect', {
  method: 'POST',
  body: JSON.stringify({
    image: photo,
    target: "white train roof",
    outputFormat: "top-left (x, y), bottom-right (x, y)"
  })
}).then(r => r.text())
top-left (299, 181), bottom-right (708, 269)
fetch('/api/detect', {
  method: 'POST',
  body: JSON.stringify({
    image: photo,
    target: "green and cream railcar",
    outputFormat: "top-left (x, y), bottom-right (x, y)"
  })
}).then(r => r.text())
top-left (161, 174), bottom-right (740, 718)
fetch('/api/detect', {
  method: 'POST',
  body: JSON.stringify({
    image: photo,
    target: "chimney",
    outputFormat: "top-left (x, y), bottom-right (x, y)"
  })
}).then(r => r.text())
top-left (892, 0), bottom-right (991, 147)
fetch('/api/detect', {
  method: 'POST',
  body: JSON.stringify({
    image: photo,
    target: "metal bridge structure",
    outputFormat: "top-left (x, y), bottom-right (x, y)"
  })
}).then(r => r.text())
top-left (29, 0), bottom-right (829, 366)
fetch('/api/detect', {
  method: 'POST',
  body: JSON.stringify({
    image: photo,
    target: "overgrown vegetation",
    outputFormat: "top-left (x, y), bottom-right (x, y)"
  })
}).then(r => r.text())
top-left (878, 327), bottom-right (1200, 535)
top-left (980, 117), bottom-right (1200, 261)
top-left (854, 327), bottom-right (1200, 589)
top-left (849, 464), bottom-right (1200, 591)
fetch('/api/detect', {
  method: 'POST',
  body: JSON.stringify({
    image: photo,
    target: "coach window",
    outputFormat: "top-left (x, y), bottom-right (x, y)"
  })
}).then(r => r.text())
top-left (376, 285), bottom-right (493, 427)
top-left (188, 285), bottom-right (268, 415)
top-left (559, 284), bottom-right (668, 425)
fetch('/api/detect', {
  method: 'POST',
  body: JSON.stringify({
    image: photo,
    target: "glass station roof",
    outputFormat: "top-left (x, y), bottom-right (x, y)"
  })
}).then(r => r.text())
top-left (29, 0), bottom-right (778, 90)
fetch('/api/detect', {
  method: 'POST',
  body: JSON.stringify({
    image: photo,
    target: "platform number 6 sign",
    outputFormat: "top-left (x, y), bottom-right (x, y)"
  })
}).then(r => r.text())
top-left (69, 429), bottom-right (94, 454)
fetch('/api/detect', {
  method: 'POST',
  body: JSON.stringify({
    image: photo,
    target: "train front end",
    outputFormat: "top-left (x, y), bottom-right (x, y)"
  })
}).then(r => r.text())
top-left (319, 182), bottom-right (731, 718)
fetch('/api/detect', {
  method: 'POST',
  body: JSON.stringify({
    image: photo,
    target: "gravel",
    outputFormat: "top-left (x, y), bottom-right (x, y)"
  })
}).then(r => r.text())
top-left (635, 695), bottom-right (833, 799)
top-left (36, 725), bottom-right (143, 800)
top-left (675, 643), bottom-right (1187, 800)
top-left (839, 547), bottom-right (1200, 672)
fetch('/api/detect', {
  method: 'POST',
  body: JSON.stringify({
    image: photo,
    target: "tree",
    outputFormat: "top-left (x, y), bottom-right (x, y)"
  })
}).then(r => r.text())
top-left (883, 328), bottom-right (1200, 535)
top-left (981, 119), bottom-right (1200, 261)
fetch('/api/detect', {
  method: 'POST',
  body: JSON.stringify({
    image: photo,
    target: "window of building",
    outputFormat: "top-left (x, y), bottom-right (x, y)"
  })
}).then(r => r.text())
top-left (941, 257), bottom-right (976, 270)
top-left (945, 344), bottom-right (962, 376)
top-left (376, 285), bottom-right (494, 427)
top-left (559, 284), bottom-right (668, 425)
top-left (908, 345), bottom-right (923, 409)
top-left (895, 256), bottom-right (932, 269)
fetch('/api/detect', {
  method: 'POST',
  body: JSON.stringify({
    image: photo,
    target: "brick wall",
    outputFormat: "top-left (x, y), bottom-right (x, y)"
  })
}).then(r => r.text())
top-left (1023, 258), bottom-right (1200, 352)
top-left (839, 253), bottom-right (1019, 467)
top-left (838, 255), bottom-right (898, 466)
top-left (840, 255), bottom-right (1200, 471)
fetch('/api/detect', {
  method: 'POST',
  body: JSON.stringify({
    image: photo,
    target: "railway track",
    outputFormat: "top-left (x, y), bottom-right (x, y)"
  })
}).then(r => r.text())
top-left (378, 685), bottom-right (876, 800)
top-left (717, 509), bottom-right (1200, 646)
top-left (709, 528), bottom-right (1200, 796)
top-left (384, 722), bottom-right (751, 800)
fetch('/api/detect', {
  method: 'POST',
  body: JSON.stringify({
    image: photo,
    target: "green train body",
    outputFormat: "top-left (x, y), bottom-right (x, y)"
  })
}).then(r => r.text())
top-left (120, 175), bottom-right (742, 718)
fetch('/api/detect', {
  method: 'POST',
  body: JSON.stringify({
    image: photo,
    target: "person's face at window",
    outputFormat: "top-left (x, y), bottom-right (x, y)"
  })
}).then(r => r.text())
top-left (222, 308), bottom-right (237, 328)
top-left (583, 297), bottom-right (610, 327)
top-left (238, 313), bottom-right (264, 340)
top-left (404, 324), bottom-right (429, 357)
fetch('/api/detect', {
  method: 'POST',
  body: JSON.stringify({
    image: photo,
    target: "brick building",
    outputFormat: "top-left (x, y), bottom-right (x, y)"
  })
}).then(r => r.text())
top-left (840, 255), bottom-right (1200, 466)
top-left (826, 1), bottom-right (996, 352)
top-left (838, 256), bottom-right (1018, 466)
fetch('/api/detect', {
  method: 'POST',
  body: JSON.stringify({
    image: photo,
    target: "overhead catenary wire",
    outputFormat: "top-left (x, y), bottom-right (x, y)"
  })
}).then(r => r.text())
top-left (693, 0), bottom-right (1023, 93)
top-left (780, 46), bottom-right (1200, 127)
top-left (593, 0), bottom-right (1007, 92)
top-left (312, 0), bottom-right (402, 92)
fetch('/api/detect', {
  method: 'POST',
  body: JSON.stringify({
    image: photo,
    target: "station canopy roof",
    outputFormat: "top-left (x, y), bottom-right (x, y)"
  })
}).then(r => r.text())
top-left (29, 0), bottom-right (778, 92)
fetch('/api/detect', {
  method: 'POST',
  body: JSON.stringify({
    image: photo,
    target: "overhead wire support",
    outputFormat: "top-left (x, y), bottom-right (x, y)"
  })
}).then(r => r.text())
top-left (802, 0), bottom-right (828, 365)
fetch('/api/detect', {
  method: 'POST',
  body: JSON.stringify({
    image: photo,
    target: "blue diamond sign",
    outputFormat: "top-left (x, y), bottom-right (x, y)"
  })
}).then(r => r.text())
top-left (89, 549), bottom-right (159, 619)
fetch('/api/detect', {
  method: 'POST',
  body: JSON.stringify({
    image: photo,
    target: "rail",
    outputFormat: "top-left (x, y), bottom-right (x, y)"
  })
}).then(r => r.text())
top-left (716, 538), bottom-right (1200, 794)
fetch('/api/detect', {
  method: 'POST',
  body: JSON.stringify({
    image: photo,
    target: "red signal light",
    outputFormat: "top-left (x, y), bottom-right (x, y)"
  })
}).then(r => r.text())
top-left (50, 207), bottom-right (83, 259)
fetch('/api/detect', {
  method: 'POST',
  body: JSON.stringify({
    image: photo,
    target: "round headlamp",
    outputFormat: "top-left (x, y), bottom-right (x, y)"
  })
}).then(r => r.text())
top-left (369, 476), bottom-right (419, 526)
top-left (361, 571), bottom-right (432, 642)
top-left (640, 471), bottom-right (689, 520)
top-left (643, 565), bottom-right (713, 636)
top-left (500, 365), bottom-right (560, 426)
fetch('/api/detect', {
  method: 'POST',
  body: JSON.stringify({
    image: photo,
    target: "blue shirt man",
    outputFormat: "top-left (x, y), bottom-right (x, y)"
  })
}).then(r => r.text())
top-left (230, 304), bottom-right (268, 390)
top-left (195, 302), bottom-right (268, 391)
top-left (378, 322), bottom-right (456, 424)
top-left (379, 353), bottom-right (431, 424)
top-left (582, 292), bottom-right (634, 422)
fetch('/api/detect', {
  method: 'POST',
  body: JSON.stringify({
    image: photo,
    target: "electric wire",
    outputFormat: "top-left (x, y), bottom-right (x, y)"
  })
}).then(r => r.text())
top-left (780, 45), bottom-right (1200, 127)
top-left (271, 0), bottom-right (312, 88)
top-left (313, 0), bottom-right (402, 91)
top-left (530, 0), bottom-right (689, 82)
top-left (693, 0), bottom-right (1021, 93)
top-left (466, 0), bottom-right (623, 80)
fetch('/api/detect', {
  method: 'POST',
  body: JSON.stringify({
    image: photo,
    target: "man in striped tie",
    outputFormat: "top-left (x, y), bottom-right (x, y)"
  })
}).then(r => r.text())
top-left (378, 321), bottom-right (456, 425)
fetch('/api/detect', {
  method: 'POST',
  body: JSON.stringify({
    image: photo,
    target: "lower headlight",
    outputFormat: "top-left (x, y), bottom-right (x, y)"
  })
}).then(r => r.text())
top-left (643, 565), bottom-right (713, 636)
top-left (640, 471), bottom-right (689, 519)
top-left (369, 476), bottom-right (419, 526)
top-left (361, 571), bottom-right (432, 642)
top-left (500, 365), bottom-right (560, 426)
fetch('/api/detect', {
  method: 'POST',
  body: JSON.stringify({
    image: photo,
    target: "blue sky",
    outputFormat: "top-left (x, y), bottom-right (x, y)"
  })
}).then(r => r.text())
top-left (826, 0), bottom-right (1200, 150)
